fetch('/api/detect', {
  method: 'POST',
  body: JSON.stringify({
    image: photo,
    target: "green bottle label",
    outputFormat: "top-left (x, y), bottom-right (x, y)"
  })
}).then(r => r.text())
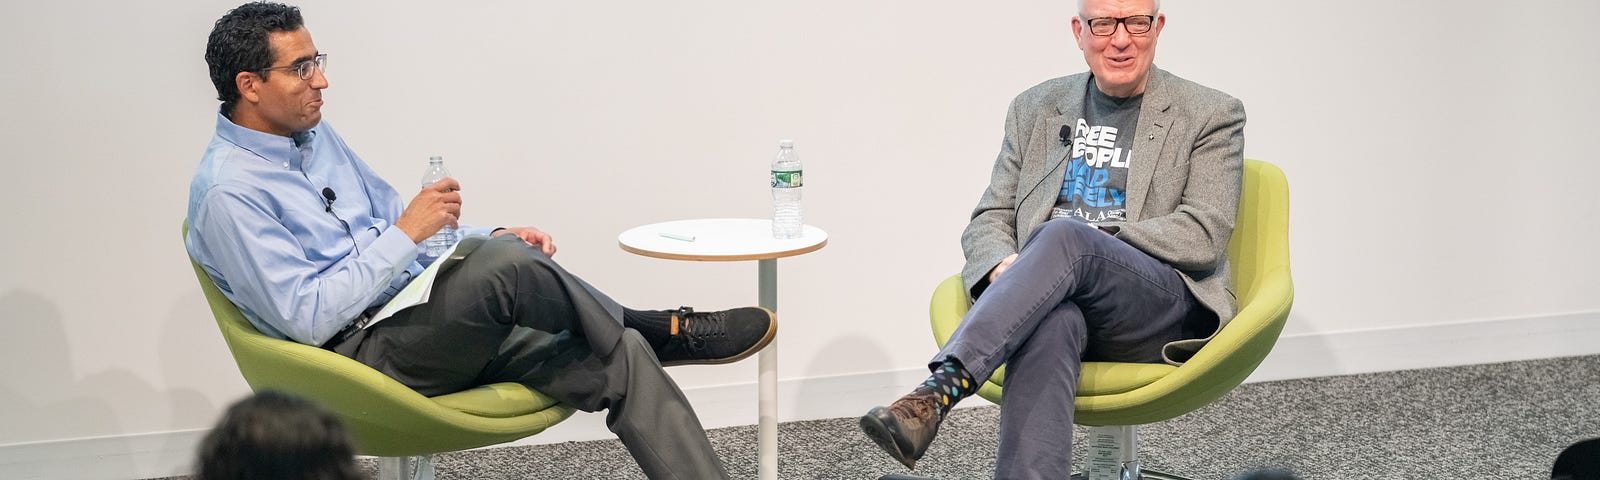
top-left (771, 170), bottom-right (803, 188)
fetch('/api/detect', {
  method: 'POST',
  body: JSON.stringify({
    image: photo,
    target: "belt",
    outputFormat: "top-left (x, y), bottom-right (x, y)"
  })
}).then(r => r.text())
top-left (320, 312), bottom-right (372, 350)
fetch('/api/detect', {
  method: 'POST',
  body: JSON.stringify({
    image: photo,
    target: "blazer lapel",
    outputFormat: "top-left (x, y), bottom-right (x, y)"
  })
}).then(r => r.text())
top-left (1125, 68), bottom-right (1172, 222)
top-left (1016, 76), bottom-right (1089, 232)
top-left (1016, 114), bottom-right (1076, 218)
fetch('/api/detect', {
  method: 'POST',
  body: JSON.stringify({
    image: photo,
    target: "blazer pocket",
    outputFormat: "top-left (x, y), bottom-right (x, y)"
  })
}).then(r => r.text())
top-left (1152, 160), bottom-right (1192, 188)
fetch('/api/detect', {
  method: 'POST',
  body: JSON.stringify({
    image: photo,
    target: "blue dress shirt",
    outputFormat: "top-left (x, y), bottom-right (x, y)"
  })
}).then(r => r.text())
top-left (186, 113), bottom-right (491, 345)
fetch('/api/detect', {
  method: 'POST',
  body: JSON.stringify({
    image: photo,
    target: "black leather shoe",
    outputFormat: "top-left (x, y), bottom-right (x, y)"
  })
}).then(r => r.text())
top-left (655, 307), bottom-right (777, 366)
top-left (860, 391), bottom-right (943, 469)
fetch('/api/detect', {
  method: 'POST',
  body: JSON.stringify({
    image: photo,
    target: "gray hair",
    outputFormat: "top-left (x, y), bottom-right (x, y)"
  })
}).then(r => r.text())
top-left (1077, 0), bottom-right (1161, 12)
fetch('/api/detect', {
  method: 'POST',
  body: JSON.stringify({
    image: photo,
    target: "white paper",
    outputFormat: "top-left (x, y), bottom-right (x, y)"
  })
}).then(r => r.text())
top-left (364, 240), bottom-right (462, 328)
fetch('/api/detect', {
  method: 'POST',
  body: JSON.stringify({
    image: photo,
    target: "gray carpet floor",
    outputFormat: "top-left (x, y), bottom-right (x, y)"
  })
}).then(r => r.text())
top-left (163, 354), bottom-right (1600, 479)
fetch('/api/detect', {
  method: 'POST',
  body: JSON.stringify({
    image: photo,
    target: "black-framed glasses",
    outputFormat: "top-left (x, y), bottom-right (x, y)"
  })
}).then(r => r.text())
top-left (1083, 15), bottom-right (1155, 36)
top-left (258, 53), bottom-right (327, 81)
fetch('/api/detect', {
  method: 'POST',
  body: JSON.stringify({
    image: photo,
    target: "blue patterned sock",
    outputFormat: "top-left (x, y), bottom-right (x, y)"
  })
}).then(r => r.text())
top-left (912, 358), bottom-right (975, 418)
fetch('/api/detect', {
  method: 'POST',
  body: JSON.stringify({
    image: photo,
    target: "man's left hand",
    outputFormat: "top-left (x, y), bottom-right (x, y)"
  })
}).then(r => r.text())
top-left (493, 227), bottom-right (557, 256)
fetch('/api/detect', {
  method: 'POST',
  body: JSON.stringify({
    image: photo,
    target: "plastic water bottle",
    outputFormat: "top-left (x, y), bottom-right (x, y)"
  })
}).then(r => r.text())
top-left (420, 155), bottom-right (456, 259)
top-left (770, 139), bottom-right (803, 239)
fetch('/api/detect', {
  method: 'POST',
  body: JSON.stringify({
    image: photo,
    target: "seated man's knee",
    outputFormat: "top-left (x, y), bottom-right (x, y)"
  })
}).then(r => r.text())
top-left (474, 235), bottom-right (554, 269)
top-left (478, 234), bottom-right (543, 259)
top-left (617, 329), bottom-right (652, 359)
top-left (453, 236), bottom-right (564, 293)
top-left (612, 329), bottom-right (665, 375)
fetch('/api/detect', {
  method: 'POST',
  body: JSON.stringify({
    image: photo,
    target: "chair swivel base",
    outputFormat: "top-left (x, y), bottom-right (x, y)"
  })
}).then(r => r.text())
top-left (378, 455), bottom-right (436, 480)
top-left (877, 469), bottom-right (1191, 480)
top-left (1070, 468), bottom-right (1191, 480)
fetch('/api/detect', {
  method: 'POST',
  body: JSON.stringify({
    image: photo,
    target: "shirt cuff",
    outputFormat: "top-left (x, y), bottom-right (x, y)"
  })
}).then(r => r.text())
top-left (372, 225), bottom-right (421, 272)
top-left (458, 225), bottom-right (499, 238)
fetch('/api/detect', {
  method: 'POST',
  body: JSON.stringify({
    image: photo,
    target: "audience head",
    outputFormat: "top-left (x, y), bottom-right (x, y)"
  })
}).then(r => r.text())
top-left (196, 390), bottom-right (361, 480)
top-left (1553, 437), bottom-right (1600, 480)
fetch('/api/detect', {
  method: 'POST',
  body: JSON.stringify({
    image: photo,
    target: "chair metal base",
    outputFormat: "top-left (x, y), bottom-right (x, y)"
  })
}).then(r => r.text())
top-left (877, 425), bottom-right (1194, 480)
top-left (1069, 424), bottom-right (1193, 480)
top-left (1070, 469), bottom-right (1192, 480)
top-left (880, 471), bottom-right (1190, 480)
top-left (377, 455), bottom-right (436, 480)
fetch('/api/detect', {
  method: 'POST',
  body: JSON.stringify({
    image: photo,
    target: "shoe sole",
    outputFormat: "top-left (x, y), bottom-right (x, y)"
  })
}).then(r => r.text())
top-left (860, 413), bottom-right (917, 470)
top-left (659, 307), bottom-right (777, 367)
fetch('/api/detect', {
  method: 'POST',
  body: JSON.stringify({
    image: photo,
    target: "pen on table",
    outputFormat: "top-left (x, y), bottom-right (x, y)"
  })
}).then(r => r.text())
top-left (659, 232), bottom-right (696, 242)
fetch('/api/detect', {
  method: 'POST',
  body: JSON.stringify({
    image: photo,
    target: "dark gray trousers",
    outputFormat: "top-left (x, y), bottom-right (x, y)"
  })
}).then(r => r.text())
top-left (937, 220), bottom-right (1213, 480)
top-left (329, 234), bottom-right (729, 479)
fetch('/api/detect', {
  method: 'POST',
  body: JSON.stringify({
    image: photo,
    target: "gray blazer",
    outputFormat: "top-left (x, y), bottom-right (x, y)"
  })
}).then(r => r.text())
top-left (959, 67), bottom-right (1246, 363)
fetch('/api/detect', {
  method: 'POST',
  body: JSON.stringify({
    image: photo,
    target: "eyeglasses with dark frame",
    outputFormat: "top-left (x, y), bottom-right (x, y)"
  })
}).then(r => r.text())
top-left (257, 53), bottom-right (328, 81)
top-left (1082, 15), bottom-right (1156, 36)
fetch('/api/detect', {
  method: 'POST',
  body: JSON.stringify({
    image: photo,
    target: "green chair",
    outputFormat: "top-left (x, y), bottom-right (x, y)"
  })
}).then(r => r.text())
top-left (185, 225), bottom-right (575, 480)
top-left (929, 159), bottom-right (1293, 479)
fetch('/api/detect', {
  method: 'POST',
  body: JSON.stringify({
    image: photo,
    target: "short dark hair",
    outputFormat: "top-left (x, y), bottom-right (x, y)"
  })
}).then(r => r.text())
top-left (204, 2), bottom-right (304, 116)
top-left (196, 390), bottom-right (361, 480)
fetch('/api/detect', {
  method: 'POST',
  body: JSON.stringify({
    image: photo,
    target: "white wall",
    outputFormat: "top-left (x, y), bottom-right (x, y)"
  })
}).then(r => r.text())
top-left (2, 0), bottom-right (1598, 474)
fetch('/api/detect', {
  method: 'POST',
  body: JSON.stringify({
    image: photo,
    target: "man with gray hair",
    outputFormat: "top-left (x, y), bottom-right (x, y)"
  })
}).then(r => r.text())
top-left (860, 0), bottom-right (1245, 477)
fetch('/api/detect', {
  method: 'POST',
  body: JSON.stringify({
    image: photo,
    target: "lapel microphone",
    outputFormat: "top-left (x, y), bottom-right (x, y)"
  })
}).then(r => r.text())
top-left (322, 187), bottom-right (337, 213)
top-left (1059, 124), bottom-right (1071, 146)
top-left (321, 186), bottom-right (359, 254)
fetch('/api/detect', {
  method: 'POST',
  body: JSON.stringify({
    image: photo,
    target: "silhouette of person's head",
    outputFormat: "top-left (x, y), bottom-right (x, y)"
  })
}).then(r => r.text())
top-left (196, 390), bottom-right (361, 480)
top-left (1553, 438), bottom-right (1600, 480)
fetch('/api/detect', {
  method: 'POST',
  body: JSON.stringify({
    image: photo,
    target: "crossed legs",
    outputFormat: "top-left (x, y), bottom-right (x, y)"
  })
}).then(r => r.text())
top-left (333, 235), bottom-right (729, 479)
top-left (867, 220), bottom-right (1208, 478)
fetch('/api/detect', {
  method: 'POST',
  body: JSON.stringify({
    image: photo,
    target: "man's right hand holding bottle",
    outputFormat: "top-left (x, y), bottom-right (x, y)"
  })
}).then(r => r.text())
top-left (397, 178), bottom-right (461, 244)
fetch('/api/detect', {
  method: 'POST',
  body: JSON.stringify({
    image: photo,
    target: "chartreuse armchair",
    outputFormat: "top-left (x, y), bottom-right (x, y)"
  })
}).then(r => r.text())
top-left (929, 159), bottom-right (1293, 479)
top-left (185, 225), bottom-right (574, 480)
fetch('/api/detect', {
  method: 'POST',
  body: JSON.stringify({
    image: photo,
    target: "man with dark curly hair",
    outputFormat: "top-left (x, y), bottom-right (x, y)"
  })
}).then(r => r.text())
top-left (188, 3), bottom-right (774, 477)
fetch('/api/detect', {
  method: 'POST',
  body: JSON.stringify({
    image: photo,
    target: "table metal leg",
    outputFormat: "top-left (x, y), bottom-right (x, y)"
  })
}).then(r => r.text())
top-left (757, 259), bottom-right (778, 480)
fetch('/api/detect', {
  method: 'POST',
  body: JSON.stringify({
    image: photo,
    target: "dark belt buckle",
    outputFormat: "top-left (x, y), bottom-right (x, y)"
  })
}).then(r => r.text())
top-left (321, 313), bottom-right (370, 350)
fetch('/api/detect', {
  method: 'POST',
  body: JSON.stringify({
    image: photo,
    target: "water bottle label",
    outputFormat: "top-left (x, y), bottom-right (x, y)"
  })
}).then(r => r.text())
top-left (771, 170), bottom-right (803, 188)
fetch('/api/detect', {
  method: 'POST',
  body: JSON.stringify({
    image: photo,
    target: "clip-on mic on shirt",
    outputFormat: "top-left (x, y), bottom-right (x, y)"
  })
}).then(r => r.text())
top-left (322, 187), bottom-right (359, 255)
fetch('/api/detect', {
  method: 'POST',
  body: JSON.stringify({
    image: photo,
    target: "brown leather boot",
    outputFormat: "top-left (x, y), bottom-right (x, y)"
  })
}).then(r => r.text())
top-left (860, 390), bottom-right (944, 469)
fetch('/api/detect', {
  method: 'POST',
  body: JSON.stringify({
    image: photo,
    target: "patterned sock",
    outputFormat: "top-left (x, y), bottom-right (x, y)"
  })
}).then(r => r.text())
top-left (912, 357), bottom-right (976, 419)
top-left (623, 308), bottom-right (681, 350)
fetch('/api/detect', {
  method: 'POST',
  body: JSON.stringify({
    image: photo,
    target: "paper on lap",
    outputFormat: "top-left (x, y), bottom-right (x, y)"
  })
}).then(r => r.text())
top-left (366, 240), bottom-right (461, 328)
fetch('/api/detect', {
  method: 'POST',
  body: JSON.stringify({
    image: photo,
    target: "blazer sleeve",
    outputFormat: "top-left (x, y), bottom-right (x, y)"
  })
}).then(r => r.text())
top-left (960, 95), bottom-right (1027, 296)
top-left (1112, 96), bottom-right (1245, 273)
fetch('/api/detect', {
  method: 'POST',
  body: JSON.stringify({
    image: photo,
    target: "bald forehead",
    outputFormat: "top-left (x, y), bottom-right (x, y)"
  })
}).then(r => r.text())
top-left (1077, 0), bottom-right (1161, 14)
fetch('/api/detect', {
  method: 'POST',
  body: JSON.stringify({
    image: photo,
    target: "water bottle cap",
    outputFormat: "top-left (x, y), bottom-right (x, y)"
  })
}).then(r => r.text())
top-left (429, 155), bottom-right (443, 163)
top-left (778, 139), bottom-right (794, 148)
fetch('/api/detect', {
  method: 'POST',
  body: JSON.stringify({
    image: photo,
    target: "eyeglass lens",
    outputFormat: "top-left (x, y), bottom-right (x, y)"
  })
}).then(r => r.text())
top-left (1089, 16), bottom-right (1153, 36)
top-left (295, 54), bottom-right (327, 80)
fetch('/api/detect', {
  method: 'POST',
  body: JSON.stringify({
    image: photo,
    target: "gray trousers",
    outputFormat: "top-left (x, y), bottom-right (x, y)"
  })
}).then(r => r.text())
top-left (938, 220), bottom-right (1214, 480)
top-left (329, 234), bottom-right (729, 479)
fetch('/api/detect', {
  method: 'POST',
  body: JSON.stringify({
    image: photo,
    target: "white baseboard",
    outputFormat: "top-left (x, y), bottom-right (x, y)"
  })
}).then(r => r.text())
top-left (0, 430), bottom-right (207, 480)
top-left (1246, 310), bottom-right (1600, 383)
top-left (5, 310), bottom-right (1598, 479)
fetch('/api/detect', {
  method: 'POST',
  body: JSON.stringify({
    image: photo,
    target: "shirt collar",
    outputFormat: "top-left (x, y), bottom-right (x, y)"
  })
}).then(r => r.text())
top-left (214, 111), bottom-right (320, 170)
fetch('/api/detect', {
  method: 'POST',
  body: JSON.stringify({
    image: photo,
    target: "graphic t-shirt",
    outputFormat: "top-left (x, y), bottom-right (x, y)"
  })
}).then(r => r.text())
top-left (1052, 82), bottom-right (1143, 224)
